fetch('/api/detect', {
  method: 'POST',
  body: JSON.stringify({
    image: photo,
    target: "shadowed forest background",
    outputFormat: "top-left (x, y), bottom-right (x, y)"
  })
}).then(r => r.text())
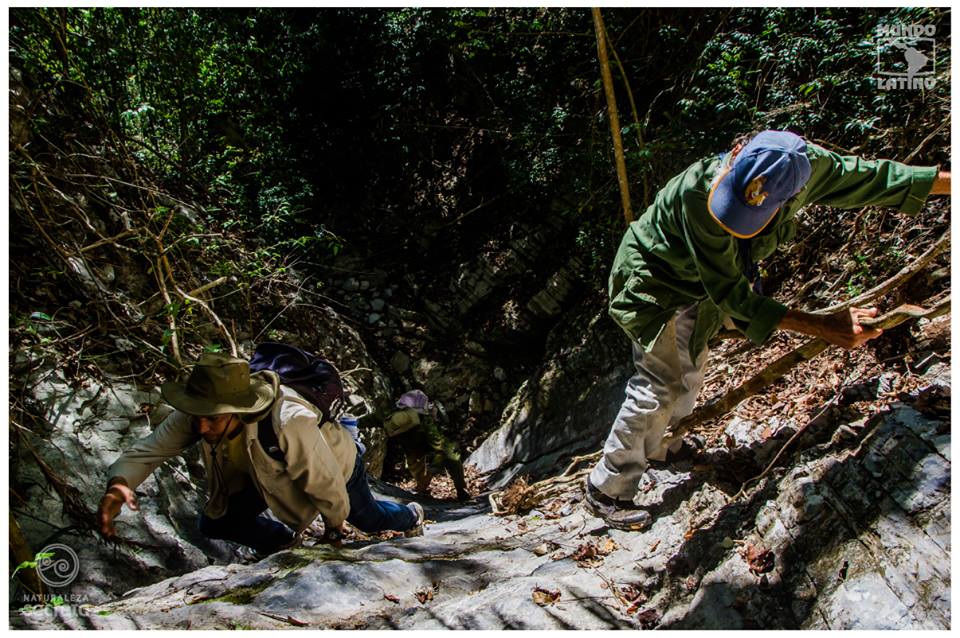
top-left (8, 7), bottom-right (951, 629)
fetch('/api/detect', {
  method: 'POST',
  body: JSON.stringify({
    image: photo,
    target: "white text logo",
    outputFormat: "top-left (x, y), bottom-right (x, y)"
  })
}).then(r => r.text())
top-left (876, 24), bottom-right (937, 90)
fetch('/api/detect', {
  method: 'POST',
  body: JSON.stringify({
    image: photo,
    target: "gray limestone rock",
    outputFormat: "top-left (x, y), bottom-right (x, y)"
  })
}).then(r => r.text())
top-left (468, 304), bottom-right (629, 488)
top-left (633, 466), bottom-right (693, 509)
top-left (10, 298), bottom-right (950, 632)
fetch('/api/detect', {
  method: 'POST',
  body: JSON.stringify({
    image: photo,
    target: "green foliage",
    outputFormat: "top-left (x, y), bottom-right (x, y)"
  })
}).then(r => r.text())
top-left (9, 7), bottom-right (949, 313)
top-left (11, 551), bottom-right (55, 580)
top-left (10, 8), bottom-right (336, 258)
top-left (672, 8), bottom-right (949, 157)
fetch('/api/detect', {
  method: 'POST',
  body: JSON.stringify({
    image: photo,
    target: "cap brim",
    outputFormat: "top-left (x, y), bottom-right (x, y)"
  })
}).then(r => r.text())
top-left (161, 377), bottom-right (275, 416)
top-left (707, 166), bottom-right (780, 239)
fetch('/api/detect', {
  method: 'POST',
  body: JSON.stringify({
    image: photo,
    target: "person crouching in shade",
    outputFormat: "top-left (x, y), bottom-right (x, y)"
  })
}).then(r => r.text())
top-left (97, 353), bottom-right (424, 557)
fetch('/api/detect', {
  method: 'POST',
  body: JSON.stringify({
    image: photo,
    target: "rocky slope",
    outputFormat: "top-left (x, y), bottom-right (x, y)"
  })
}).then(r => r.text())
top-left (11, 358), bottom-right (950, 629)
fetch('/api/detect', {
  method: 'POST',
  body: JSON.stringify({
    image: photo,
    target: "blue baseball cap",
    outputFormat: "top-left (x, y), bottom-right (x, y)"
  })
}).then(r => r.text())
top-left (707, 130), bottom-right (812, 238)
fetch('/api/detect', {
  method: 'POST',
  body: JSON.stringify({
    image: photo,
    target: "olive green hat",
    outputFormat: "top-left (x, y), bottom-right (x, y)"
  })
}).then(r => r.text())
top-left (161, 353), bottom-right (275, 416)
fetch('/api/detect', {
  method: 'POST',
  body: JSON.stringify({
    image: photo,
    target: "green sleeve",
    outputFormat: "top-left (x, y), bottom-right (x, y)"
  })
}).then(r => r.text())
top-left (802, 142), bottom-right (938, 214)
top-left (680, 189), bottom-right (788, 345)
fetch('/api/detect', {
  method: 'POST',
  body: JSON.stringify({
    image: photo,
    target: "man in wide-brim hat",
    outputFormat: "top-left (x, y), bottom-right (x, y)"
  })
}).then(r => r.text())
top-left (584, 130), bottom-right (950, 531)
top-left (98, 353), bottom-right (424, 556)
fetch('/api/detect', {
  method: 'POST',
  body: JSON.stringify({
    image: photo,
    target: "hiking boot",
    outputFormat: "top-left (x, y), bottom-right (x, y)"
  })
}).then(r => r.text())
top-left (664, 434), bottom-right (706, 464)
top-left (404, 502), bottom-right (425, 537)
top-left (582, 476), bottom-right (652, 531)
top-left (252, 531), bottom-right (302, 561)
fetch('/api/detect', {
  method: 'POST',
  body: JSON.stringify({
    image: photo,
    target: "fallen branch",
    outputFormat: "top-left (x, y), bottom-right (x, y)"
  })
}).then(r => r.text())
top-left (489, 452), bottom-right (601, 516)
top-left (662, 298), bottom-right (950, 448)
top-left (715, 229), bottom-right (946, 341)
top-left (256, 611), bottom-right (310, 627)
top-left (176, 287), bottom-right (238, 357)
top-left (813, 230), bottom-right (949, 315)
top-left (79, 228), bottom-right (137, 253)
top-left (186, 276), bottom-right (230, 299)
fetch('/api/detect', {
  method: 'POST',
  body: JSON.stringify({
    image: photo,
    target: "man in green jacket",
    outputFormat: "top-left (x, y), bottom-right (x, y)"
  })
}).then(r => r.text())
top-left (97, 353), bottom-right (424, 557)
top-left (585, 130), bottom-right (950, 530)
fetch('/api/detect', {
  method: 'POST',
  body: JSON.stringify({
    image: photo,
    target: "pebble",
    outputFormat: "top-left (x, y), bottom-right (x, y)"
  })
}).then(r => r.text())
top-left (390, 352), bottom-right (411, 374)
top-left (371, 298), bottom-right (385, 312)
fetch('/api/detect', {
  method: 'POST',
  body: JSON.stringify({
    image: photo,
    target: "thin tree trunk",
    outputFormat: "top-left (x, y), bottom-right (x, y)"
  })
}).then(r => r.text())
top-left (604, 31), bottom-right (650, 209)
top-left (10, 513), bottom-right (44, 598)
top-left (592, 8), bottom-right (633, 225)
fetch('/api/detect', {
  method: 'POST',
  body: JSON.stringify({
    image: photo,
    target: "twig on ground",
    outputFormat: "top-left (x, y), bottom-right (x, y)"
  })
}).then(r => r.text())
top-left (186, 276), bottom-right (230, 299)
top-left (338, 367), bottom-right (372, 377)
top-left (663, 298), bottom-right (950, 448)
top-left (814, 230), bottom-right (948, 315)
top-left (256, 611), bottom-right (310, 627)
top-left (727, 389), bottom-right (842, 504)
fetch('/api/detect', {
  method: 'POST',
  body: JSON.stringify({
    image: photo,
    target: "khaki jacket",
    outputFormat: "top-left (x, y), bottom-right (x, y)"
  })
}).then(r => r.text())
top-left (106, 371), bottom-right (358, 531)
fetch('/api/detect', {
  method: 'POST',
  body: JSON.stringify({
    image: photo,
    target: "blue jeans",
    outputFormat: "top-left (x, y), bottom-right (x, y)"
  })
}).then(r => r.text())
top-left (345, 447), bottom-right (418, 533)
top-left (198, 486), bottom-right (296, 554)
top-left (199, 450), bottom-right (415, 549)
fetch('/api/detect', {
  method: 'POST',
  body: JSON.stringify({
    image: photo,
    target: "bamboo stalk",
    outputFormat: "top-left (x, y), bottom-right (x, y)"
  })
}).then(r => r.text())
top-left (592, 8), bottom-right (633, 224)
top-left (604, 28), bottom-right (650, 209)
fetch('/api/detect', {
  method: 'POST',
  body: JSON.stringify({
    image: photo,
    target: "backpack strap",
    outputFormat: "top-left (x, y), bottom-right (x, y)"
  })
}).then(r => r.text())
top-left (256, 412), bottom-right (286, 462)
top-left (255, 386), bottom-right (326, 463)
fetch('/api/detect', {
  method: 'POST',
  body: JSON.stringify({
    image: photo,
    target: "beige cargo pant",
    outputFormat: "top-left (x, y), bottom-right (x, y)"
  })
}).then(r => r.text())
top-left (590, 304), bottom-right (708, 501)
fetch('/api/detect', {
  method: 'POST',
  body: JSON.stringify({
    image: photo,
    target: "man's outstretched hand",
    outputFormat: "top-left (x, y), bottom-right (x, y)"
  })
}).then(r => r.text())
top-left (819, 307), bottom-right (883, 349)
top-left (780, 306), bottom-right (883, 349)
top-left (97, 479), bottom-right (139, 539)
top-left (931, 170), bottom-right (951, 195)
